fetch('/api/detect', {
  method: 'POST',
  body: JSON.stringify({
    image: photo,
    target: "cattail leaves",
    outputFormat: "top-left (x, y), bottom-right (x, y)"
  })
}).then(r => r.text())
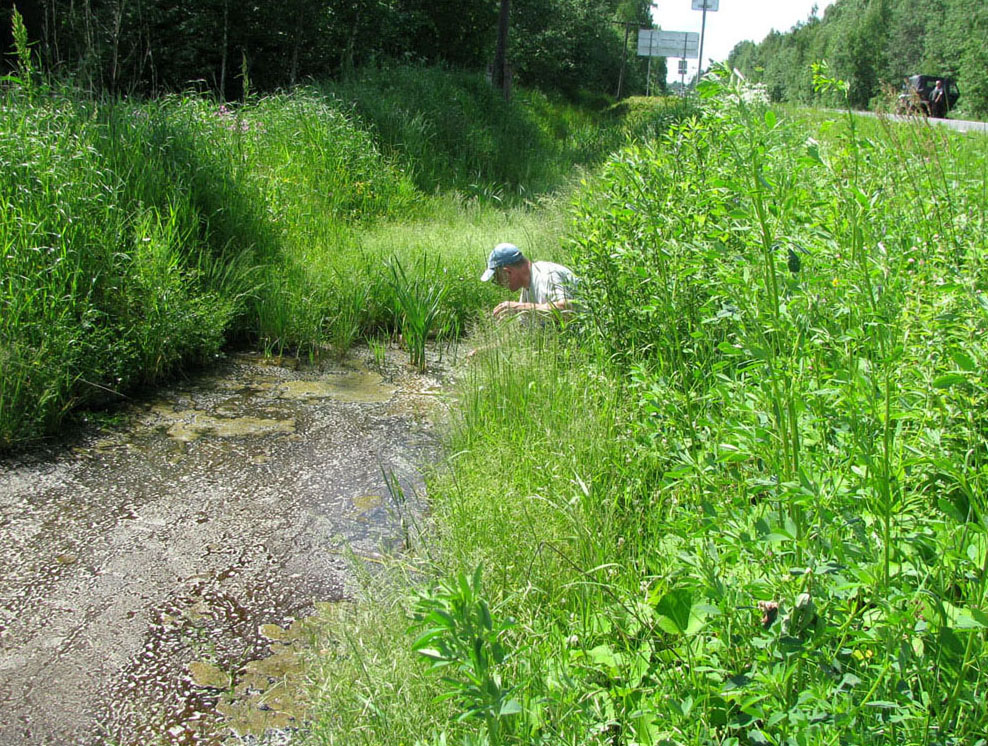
top-left (388, 255), bottom-right (448, 372)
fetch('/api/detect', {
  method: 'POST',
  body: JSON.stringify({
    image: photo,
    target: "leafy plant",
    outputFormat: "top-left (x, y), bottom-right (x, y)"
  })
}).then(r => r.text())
top-left (410, 566), bottom-right (519, 746)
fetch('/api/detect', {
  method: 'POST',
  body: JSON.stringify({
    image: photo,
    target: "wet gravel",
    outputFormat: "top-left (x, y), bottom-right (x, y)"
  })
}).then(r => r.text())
top-left (0, 349), bottom-right (445, 745)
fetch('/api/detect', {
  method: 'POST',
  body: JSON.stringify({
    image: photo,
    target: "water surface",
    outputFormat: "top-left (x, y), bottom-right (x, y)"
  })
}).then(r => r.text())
top-left (0, 349), bottom-right (444, 745)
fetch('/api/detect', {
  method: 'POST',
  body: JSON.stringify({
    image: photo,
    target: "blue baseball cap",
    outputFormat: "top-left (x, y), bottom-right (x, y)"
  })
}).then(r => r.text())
top-left (481, 242), bottom-right (524, 282)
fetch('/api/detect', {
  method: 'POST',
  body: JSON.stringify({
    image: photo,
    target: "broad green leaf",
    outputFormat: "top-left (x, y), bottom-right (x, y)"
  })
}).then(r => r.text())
top-left (764, 110), bottom-right (777, 129)
top-left (717, 451), bottom-right (748, 464)
top-left (968, 534), bottom-right (988, 568)
top-left (587, 644), bottom-right (621, 669)
top-left (933, 373), bottom-right (967, 389)
top-left (839, 673), bottom-right (862, 689)
top-left (411, 628), bottom-right (446, 650)
top-left (696, 79), bottom-right (722, 98)
top-left (944, 601), bottom-right (987, 630)
top-left (938, 497), bottom-right (967, 524)
top-left (653, 588), bottom-right (693, 635)
top-left (765, 532), bottom-right (792, 544)
top-left (686, 604), bottom-right (720, 635)
top-left (950, 349), bottom-right (976, 372)
top-left (747, 728), bottom-right (771, 745)
top-left (679, 695), bottom-right (694, 717)
top-left (664, 465), bottom-right (694, 479)
top-left (804, 139), bottom-right (823, 163)
top-left (428, 609), bottom-right (456, 629)
top-left (499, 699), bottom-right (522, 716)
top-left (479, 600), bottom-right (493, 631)
top-left (416, 648), bottom-right (447, 661)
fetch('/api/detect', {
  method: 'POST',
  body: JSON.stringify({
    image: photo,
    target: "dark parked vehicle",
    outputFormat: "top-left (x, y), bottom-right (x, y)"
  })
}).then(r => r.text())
top-left (897, 75), bottom-right (960, 117)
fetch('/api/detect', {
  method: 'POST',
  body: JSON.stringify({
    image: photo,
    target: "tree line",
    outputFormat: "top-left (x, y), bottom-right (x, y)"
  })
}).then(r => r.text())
top-left (0, 0), bottom-right (665, 101)
top-left (727, 0), bottom-right (988, 117)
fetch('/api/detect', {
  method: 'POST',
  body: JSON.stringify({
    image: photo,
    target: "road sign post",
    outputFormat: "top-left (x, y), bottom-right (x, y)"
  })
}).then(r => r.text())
top-left (691, 0), bottom-right (719, 85)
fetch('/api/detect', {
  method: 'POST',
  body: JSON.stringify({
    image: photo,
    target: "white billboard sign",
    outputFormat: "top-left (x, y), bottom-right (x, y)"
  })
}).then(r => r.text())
top-left (692, 0), bottom-right (719, 10)
top-left (637, 30), bottom-right (700, 59)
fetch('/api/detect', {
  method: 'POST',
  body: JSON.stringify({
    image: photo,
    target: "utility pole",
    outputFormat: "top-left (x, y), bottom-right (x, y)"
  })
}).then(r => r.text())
top-left (646, 33), bottom-right (654, 96)
top-left (492, 0), bottom-right (511, 101)
top-left (616, 21), bottom-right (631, 99)
top-left (680, 37), bottom-right (688, 93)
top-left (615, 2), bottom-right (654, 99)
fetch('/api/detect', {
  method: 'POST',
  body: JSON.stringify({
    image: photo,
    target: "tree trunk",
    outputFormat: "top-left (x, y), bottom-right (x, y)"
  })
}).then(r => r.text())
top-left (83, 0), bottom-right (97, 92)
top-left (616, 22), bottom-right (630, 99)
top-left (43, 0), bottom-right (59, 72)
top-left (343, 4), bottom-right (360, 80)
top-left (290, 2), bottom-right (302, 86)
top-left (492, 0), bottom-right (510, 101)
top-left (110, 0), bottom-right (125, 93)
top-left (219, 0), bottom-right (229, 100)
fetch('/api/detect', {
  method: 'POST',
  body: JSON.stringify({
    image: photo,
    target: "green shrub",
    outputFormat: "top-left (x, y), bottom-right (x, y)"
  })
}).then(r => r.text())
top-left (318, 66), bottom-right (631, 199)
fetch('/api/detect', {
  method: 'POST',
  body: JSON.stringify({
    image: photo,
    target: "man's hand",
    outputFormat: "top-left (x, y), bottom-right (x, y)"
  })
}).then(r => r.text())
top-left (493, 299), bottom-right (573, 320)
top-left (493, 300), bottom-right (529, 320)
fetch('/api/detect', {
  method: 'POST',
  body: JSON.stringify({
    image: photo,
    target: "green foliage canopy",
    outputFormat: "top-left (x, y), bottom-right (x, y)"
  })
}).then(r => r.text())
top-left (1, 0), bottom-right (661, 101)
top-left (727, 0), bottom-right (988, 117)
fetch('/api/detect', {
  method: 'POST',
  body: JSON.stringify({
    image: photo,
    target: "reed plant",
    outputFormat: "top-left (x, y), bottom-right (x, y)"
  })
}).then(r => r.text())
top-left (387, 256), bottom-right (448, 372)
top-left (0, 90), bottom-right (244, 446)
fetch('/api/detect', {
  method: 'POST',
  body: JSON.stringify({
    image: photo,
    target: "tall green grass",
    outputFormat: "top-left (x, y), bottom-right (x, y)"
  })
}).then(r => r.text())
top-left (303, 69), bottom-right (988, 745)
top-left (318, 66), bottom-right (684, 200)
top-left (0, 92), bottom-right (243, 446)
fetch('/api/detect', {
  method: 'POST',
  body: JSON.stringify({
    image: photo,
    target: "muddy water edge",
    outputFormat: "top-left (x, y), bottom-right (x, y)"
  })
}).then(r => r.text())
top-left (0, 347), bottom-right (449, 745)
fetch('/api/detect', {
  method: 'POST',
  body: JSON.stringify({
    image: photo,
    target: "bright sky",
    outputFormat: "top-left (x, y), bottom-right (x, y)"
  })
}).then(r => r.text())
top-left (651, 0), bottom-right (836, 83)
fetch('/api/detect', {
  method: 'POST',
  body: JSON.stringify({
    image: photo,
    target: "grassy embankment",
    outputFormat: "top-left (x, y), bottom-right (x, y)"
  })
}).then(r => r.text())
top-left (0, 64), bottom-right (673, 449)
top-left (301, 70), bottom-right (988, 745)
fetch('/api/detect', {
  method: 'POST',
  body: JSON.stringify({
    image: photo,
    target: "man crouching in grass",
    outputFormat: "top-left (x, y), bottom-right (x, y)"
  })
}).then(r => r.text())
top-left (480, 242), bottom-right (577, 321)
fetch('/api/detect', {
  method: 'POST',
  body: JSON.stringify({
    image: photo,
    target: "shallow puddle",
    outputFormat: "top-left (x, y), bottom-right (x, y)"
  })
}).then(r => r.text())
top-left (0, 346), bottom-right (448, 745)
top-left (275, 371), bottom-right (395, 404)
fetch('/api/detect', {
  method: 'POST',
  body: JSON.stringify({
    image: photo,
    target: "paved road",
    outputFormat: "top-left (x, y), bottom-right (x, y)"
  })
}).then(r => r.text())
top-left (937, 117), bottom-right (988, 134)
top-left (0, 350), bottom-right (442, 746)
top-left (864, 110), bottom-right (987, 134)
